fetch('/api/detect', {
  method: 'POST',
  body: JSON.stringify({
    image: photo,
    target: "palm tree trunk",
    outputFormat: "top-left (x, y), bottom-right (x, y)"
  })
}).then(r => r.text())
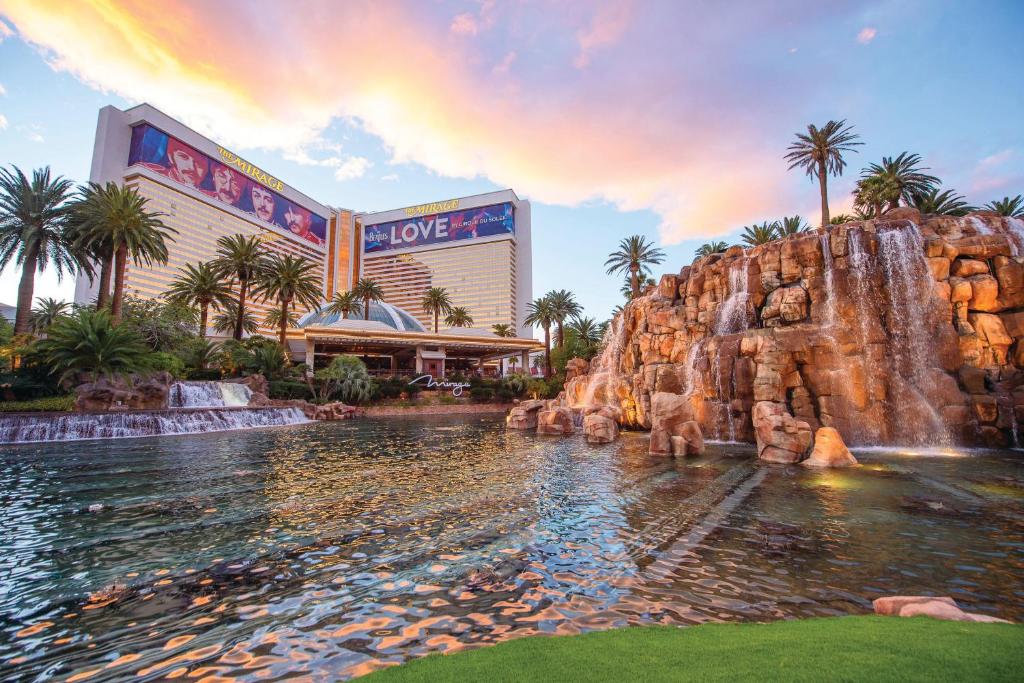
top-left (630, 265), bottom-right (639, 299)
top-left (364, 298), bottom-right (370, 320)
top-left (817, 160), bottom-right (830, 228)
top-left (110, 242), bottom-right (128, 324)
top-left (873, 201), bottom-right (882, 219)
top-left (199, 302), bottom-right (209, 340)
top-left (543, 325), bottom-right (551, 379)
top-left (279, 299), bottom-right (290, 360)
top-left (14, 245), bottom-right (38, 335)
top-left (96, 251), bottom-right (113, 309)
top-left (434, 309), bottom-right (439, 334)
top-left (234, 278), bottom-right (248, 341)
top-left (557, 320), bottom-right (565, 348)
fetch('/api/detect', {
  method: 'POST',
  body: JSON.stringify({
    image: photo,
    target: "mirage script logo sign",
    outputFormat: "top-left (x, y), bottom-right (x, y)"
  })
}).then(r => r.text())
top-left (409, 375), bottom-right (471, 397)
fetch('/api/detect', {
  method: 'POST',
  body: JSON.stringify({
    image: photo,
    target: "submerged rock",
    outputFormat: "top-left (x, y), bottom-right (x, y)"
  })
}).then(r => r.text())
top-left (873, 595), bottom-right (1013, 623)
top-left (583, 413), bottom-right (618, 444)
top-left (669, 421), bottom-right (704, 456)
top-left (802, 427), bottom-right (858, 467)
top-left (506, 400), bottom-right (545, 430)
top-left (752, 401), bottom-right (812, 463)
top-left (537, 407), bottom-right (575, 435)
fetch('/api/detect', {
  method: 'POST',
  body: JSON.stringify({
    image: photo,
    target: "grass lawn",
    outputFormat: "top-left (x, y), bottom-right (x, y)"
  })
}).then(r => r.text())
top-left (362, 615), bottom-right (1022, 682)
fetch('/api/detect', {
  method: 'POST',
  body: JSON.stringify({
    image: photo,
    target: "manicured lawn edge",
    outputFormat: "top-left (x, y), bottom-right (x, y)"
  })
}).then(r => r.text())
top-left (361, 615), bottom-right (1023, 682)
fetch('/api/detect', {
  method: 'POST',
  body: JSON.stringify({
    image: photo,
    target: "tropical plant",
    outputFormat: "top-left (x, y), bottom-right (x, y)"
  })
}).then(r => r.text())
top-left (910, 188), bottom-right (974, 216)
top-left (118, 295), bottom-right (197, 352)
top-left (69, 182), bottom-right (175, 324)
top-left (213, 234), bottom-right (265, 340)
top-left (491, 323), bottom-right (515, 337)
top-left (546, 289), bottom-right (581, 347)
top-left (315, 354), bottom-right (374, 404)
top-left (445, 306), bottom-right (474, 327)
top-left (353, 277), bottom-right (385, 321)
top-left (777, 215), bottom-right (810, 236)
top-left (621, 274), bottom-right (656, 300)
top-left (420, 286), bottom-right (453, 333)
top-left (325, 290), bottom-right (359, 319)
top-left (179, 338), bottom-right (222, 370)
top-left (695, 241), bottom-right (729, 258)
top-left (567, 315), bottom-right (602, 348)
top-left (785, 120), bottom-right (863, 227)
top-left (0, 166), bottom-right (76, 334)
top-left (166, 262), bottom-right (234, 339)
top-left (212, 301), bottom-right (259, 336)
top-left (984, 195), bottom-right (1024, 218)
top-left (524, 296), bottom-right (556, 378)
top-left (249, 341), bottom-right (287, 379)
top-left (853, 174), bottom-right (901, 219)
top-left (35, 308), bottom-right (150, 383)
top-left (740, 221), bottom-right (779, 246)
top-left (253, 253), bottom-right (322, 354)
top-left (30, 297), bottom-right (71, 334)
top-left (860, 152), bottom-right (940, 208)
top-left (263, 307), bottom-right (299, 330)
top-left (605, 235), bottom-right (666, 299)
top-left (829, 214), bottom-right (856, 225)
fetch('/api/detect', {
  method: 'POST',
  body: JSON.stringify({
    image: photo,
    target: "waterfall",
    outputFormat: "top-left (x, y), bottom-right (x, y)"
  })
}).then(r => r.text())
top-left (1005, 217), bottom-right (1024, 257)
top-left (969, 216), bottom-right (992, 236)
top-left (847, 230), bottom-right (877, 350)
top-left (169, 381), bottom-right (253, 408)
top-left (819, 232), bottom-right (839, 329)
top-left (877, 224), bottom-right (951, 444)
top-left (576, 315), bottom-right (628, 408)
top-left (0, 407), bottom-right (309, 444)
top-left (714, 259), bottom-right (752, 335)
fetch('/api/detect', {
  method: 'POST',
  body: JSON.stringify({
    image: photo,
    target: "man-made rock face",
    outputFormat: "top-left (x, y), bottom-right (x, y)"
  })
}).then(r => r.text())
top-left (873, 595), bottom-right (1013, 623)
top-left (570, 213), bottom-right (1024, 448)
top-left (803, 427), bottom-right (858, 467)
top-left (76, 372), bottom-right (175, 411)
top-left (537, 407), bottom-right (575, 435)
top-left (670, 421), bottom-right (705, 456)
top-left (507, 400), bottom-right (546, 430)
top-left (753, 401), bottom-right (812, 462)
top-left (583, 413), bottom-right (618, 443)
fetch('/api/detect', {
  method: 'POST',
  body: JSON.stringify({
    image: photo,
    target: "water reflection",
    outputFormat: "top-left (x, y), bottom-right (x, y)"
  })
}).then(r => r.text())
top-left (1, 416), bottom-right (1021, 680)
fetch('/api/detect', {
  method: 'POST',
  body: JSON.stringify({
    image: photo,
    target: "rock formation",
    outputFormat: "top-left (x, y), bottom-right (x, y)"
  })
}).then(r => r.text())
top-left (568, 212), bottom-right (1024, 450)
top-left (75, 372), bottom-right (175, 412)
top-left (583, 413), bottom-right (618, 443)
top-left (802, 427), bottom-right (858, 467)
top-left (507, 400), bottom-right (546, 430)
top-left (537, 406), bottom-right (576, 435)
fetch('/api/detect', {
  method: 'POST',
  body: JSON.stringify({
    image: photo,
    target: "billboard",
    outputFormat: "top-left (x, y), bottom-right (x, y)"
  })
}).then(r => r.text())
top-left (363, 202), bottom-right (514, 254)
top-left (127, 124), bottom-right (327, 247)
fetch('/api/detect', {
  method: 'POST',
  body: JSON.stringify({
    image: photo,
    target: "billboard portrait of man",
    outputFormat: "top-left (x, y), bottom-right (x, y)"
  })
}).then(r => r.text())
top-left (204, 162), bottom-right (244, 206)
top-left (164, 137), bottom-right (207, 188)
top-left (281, 204), bottom-right (324, 246)
top-left (250, 184), bottom-right (276, 223)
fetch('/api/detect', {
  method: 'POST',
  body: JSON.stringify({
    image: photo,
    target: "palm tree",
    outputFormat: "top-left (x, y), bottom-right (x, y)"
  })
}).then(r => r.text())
top-left (910, 188), bottom-right (974, 216)
top-left (263, 307), bottom-right (299, 331)
top-left (352, 277), bottom-right (385, 320)
top-left (445, 306), bottom-right (474, 327)
top-left (524, 296), bottom-right (555, 378)
top-left (325, 290), bottom-right (359, 319)
top-left (35, 308), bottom-right (150, 383)
top-left (777, 215), bottom-right (809, 236)
top-left (184, 338), bottom-right (221, 370)
top-left (984, 195), bottom-right (1024, 218)
top-left (605, 235), bottom-right (666, 299)
top-left (213, 302), bottom-right (259, 336)
top-left (621, 274), bottom-right (656, 300)
top-left (30, 297), bottom-right (71, 334)
top-left (546, 289), bottom-right (581, 347)
top-left (785, 120), bottom-right (863, 227)
top-left (829, 214), bottom-right (856, 225)
top-left (165, 262), bottom-right (233, 339)
top-left (70, 182), bottom-right (175, 324)
top-left (861, 152), bottom-right (940, 208)
top-left (853, 174), bottom-right (901, 219)
top-left (695, 241), bottom-right (729, 258)
top-left (0, 166), bottom-right (76, 334)
top-left (213, 234), bottom-right (265, 340)
top-left (740, 221), bottom-right (779, 246)
top-left (253, 253), bottom-right (323, 354)
top-left (491, 323), bottom-right (515, 337)
top-left (420, 286), bottom-right (453, 333)
top-left (568, 315), bottom-right (602, 348)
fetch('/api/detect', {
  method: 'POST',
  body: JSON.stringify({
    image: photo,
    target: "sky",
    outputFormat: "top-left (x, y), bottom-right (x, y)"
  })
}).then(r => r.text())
top-left (0, 0), bottom-right (1022, 326)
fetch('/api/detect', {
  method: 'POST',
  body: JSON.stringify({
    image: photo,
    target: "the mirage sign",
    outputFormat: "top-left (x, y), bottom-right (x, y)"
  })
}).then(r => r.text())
top-left (363, 202), bottom-right (514, 254)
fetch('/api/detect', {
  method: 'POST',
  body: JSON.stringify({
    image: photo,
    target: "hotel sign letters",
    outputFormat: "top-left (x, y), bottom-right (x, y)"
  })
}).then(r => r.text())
top-left (216, 147), bottom-right (285, 192)
top-left (404, 199), bottom-right (459, 217)
top-left (409, 375), bottom-right (471, 396)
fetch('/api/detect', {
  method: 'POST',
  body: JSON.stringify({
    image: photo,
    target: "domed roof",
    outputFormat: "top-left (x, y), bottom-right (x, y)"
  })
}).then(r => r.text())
top-left (298, 301), bottom-right (426, 333)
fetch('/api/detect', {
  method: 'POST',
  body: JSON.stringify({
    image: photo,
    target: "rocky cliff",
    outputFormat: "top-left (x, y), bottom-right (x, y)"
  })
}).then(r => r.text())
top-left (567, 210), bottom-right (1024, 448)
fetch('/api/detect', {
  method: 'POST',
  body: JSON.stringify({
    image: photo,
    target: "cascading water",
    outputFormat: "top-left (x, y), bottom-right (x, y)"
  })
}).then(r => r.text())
top-left (819, 232), bottom-right (839, 329)
top-left (575, 315), bottom-right (628, 409)
top-left (1005, 217), bottom-right (1024, 257)
top-left (710, 259), bottom-right (752, 441)
top-left (847, 230), bottom-right (877, 350)
top-left (169, 381), bottom-right (253, 408)
top-left (0, 407), bottom-right (309, 444)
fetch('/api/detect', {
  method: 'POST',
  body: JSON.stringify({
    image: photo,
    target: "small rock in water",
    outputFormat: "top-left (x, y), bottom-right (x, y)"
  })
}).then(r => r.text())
top-left (88, 503), bottom-right (104, 513)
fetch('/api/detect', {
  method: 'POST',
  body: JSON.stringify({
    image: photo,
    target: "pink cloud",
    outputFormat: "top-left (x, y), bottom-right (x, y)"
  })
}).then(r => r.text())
top-left (574, 2), bottom-right (635, 69)
top-left (857, 27), bottom-right (877, 44)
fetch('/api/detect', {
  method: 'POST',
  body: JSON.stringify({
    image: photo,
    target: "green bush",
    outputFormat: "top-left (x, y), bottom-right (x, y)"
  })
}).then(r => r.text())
top-left (438, 394), bottom-right (458, 405)
top-left (148, 351), bottom-right (186, 378)
top-left (502, 373), bottom-right (529, 397)
top-left (0, 395), bottom-right (75, 412)
top-left (268, 380), bottom-right (312, 400)
top-left (495, 387), bottom-right (514, 402)
top-left (469, 386), bottom-right (494, 402)
top-left (315, 355), bottom-right (374, 404)
top-left (185, 368), bottom-right (222, 381)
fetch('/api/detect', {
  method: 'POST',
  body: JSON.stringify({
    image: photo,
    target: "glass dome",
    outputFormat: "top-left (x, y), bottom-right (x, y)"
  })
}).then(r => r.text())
top-left (298, 301), bottom-right (427, 333)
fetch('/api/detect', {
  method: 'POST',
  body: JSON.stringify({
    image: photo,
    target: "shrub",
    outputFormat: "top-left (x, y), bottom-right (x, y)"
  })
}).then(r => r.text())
top-left (495, 387), bottom-right (514, 402)
top-left (438, 394), bottom-right (458, 405)
top-left (268, 380), bottom-right (312, 400)
top-left (315, 355), bottom-right (374, 404)
top-left (469, 386), bottom-right (494, 402)
top-left (0, 395), bottom-right (75, 412)
top-left (405, 379), bottom-right (422, 397)
top-left (502, 373), bottom-right (529, 397)
top-left (185, 368), bottom-right (222, 381)
top-left (33, 309), bottom-right (151, 383)
top-left (148, 352), bottom-right (186, 378)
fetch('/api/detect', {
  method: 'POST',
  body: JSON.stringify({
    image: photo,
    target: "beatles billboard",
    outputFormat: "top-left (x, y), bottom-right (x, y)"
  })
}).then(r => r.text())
top-left (363, 202), bottom-right (514, 254)
top-left (127, 124), bottom-right (327, 247)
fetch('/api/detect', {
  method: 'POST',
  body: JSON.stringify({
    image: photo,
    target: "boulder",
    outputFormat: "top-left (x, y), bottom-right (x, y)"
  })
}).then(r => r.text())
top-left (583, 413), bottom-right (618, 444)
top-left (564, 358), bottom-right (590, 382)
top-left (313, 402), bottom-right (356, 420)
top-left (873, 595), bottom-right (1012, 624)
top-left (951, 258), bottom-right (989, 277)
top-left (872, 595), bottom-right (957, 616)
top-left (752, 401), bottom-right (812, 463)
top-left (537, 407), bottom-right (575, 435)
top-left (802, 427), bottom-right (858, 467)
top-left (75, 372), bottom-right (175, 412)
top-left (669, 420), bottom-right (705, 456)
top-left (506, 399), bottom-right (545, 430)
top-left (649, 391), bottom-right (694, 454)
top-left (226, 373), bottom-right (268, 399)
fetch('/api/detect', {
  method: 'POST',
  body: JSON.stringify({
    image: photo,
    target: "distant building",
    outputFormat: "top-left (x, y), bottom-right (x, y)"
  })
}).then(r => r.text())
top-left (0, 303), bottom-right (15, 324)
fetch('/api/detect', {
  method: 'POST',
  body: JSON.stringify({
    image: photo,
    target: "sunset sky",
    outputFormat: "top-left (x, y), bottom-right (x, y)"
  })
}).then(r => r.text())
top-left (0, 0), bottom-right (1022, 322)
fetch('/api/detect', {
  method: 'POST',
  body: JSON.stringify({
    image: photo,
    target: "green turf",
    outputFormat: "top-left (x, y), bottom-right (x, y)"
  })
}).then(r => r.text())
top-left (362, 616), bottom-right (1023, 682)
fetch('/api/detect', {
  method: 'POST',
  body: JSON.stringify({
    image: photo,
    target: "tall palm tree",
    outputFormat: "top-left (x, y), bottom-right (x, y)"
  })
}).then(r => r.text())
top-left (740, 221), bottom-right (778, 246)
top-left (984, 195), bottom-right (1024, 218)
top-left (910, 188), bottom-right (974, 216)
top-left (253, 253), bottom-right (323, 353)
top-left (567, 315), bottom-right (602, 348)
top-left (491, 323), bottom-right (515, 337)
top-left (695, 241), bottom-right (729, 258)
top-left (213, 302), bottom-right (259, 336)
top-left (0, 166), bottom-right (76, 334)
top-left (777, 215), bottom-right (809, 236)
top-left (263, 307), bottom-right (299, 331)
top-left (524, 296), bottom-right (555, 378)
top-left (785, 120), bottom-right (863, 227)
top-left (213, 234), bottom-right (265, 340)
top-left (621, 274), bottom-right (656, 300)
top-left (853, 174), bottom-right (900, 219)
top-left (861, 152), bottom-right (940, 208)
top-left (30, 297), bottom-right (71, 334)
top-left (546, 289), bottom-right (581, 347)
top-left (166, 262), bottom-right (234, 339)
top-left (70, 182), bottom-right (175, 324)
top-left (445, 306), bottom-right (474, 327)
top-left (325, 290), bottom-right (359, 319)
top-left (352, 277), bottom-right (385, 320)
top-left (420, 286), bottom-right (453, 333)
top-left (605, 235), bottom-right (666, 299)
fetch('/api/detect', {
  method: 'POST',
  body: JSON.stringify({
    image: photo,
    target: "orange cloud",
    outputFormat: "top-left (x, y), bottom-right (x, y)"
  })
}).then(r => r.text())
top-left (0, 0), bottom-right (802, 244)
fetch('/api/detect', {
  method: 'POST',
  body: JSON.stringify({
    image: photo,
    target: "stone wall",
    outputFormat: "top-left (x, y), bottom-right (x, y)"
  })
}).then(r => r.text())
top-left (569, 210), bottom-right (1024, 447)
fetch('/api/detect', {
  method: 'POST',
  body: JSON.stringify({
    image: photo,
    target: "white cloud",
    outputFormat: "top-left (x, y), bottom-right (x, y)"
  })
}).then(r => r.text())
top-left (0, 114), bottom-right (7, 130)
top-left (381, 173), bottom-right (399, 181)
top-left (0, 20), bottom-right (12, 42)
top-left (857, 27), bottom-right (877, 44)
top-left (17, 124), bottom-right (44, 142)
top-left (0, 83), bottom-right (6, 96)
top-left (334, 156), bottom-right (371, 181)
top-left (977, 149), bottom-right (1013, 169)
top-left (574, 2), bottom-right (634, 68)
top-left (450, 13), bottom-right (479, 36)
